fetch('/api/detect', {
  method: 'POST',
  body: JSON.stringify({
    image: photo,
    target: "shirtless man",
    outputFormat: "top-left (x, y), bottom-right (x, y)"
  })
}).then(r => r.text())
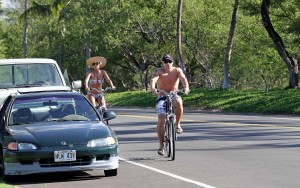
top-left (150, 54), bottom-right (190, 156)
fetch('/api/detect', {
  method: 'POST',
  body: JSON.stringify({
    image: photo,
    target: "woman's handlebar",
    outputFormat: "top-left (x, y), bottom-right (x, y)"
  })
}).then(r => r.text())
top-left (89, 87), bottom-right (114, 93)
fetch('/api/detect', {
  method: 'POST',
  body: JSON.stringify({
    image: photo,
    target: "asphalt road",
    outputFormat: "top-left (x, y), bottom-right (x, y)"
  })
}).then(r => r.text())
top-left (10, 107), bottom-right (300, 188)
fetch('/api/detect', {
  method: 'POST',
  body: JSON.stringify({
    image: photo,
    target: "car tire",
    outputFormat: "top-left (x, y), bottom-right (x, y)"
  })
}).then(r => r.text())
top-left (0, 149), bottom-right (4, 179)
top-left (104, 169), bottom-right (117, 176)
top-left (0, 150), bottom-right (13, 182)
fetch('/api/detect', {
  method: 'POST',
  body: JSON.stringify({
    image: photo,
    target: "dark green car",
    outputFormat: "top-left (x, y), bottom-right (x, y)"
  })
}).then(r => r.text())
top-left (0, 88), bottom-right (119, 179)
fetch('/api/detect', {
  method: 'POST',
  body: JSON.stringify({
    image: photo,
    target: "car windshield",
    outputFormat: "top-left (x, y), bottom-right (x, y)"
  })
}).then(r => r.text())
top-left (9, 94), bottom-right (99, 125)
top-left (0, 63), bottom-right (64, 89)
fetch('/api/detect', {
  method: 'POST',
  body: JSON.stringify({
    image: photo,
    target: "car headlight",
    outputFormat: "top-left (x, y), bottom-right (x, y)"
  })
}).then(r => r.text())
top-left (7, 142), bottom-right (38, 151)
top-left (87, 137), bottom-right (116, 147)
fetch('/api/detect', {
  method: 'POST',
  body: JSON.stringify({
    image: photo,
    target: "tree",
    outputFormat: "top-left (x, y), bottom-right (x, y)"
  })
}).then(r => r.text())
top-left (21, 0), bottom-right (72, 65)
top-left (23, 0), bottom-right (28, 58)
top-left (261, 0), bottom-right (298, 89)
top-left (176, 0), bottom-right (186, 75)
top-left (3, 0), bottom-right (300, 90)
top-left (0, 4), bottom-right (7, 58)
top-left (99, 0), bottom-right (177, 90)
top-left (223, 0), bottom-right (239, 90)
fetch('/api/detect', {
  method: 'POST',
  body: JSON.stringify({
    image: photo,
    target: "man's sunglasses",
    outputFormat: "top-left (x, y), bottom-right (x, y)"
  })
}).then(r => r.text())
top-left (92, 62), bottom-right (100, 66)
top-left (163, 60), bottom-right (172, 64)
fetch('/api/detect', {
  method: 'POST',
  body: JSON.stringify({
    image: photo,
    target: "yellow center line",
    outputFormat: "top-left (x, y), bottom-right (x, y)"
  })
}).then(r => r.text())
top-left (119, 114), bottom-right (156, 119)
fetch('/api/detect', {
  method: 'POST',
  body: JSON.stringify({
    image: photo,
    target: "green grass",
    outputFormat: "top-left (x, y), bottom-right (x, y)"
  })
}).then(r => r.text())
top-left (0, 183), bottom-right (16, 188)
top-left (105, 88), bottom-right (300, 115)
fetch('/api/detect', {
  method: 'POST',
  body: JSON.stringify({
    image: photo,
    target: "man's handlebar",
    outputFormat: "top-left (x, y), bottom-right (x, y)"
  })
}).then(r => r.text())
top-left (151, 89), bottom-right (189, 95)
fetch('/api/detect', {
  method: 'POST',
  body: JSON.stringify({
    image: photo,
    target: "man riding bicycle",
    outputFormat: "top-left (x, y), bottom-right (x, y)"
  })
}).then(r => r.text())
top-left (150, 54), bottom-right (189, 156)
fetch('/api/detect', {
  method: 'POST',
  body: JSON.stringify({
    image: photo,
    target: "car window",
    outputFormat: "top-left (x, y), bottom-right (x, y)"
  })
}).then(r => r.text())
top-left (0, 64), bottom-right (64, 88)
top-left (8, 94), bottom-right (99, 125)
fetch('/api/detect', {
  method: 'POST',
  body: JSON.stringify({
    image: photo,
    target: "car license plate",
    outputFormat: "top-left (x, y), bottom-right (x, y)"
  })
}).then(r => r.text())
top-left (54, 150), bottom-right (76, 162)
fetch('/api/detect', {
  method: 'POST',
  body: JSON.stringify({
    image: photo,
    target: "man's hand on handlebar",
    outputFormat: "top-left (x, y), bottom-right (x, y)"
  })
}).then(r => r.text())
top-left (183, 88), bottom-right (190, 95)
top-left (151, 88), bottom-right (189, 96)
top-left (150, 88), bottom-right (158, 95)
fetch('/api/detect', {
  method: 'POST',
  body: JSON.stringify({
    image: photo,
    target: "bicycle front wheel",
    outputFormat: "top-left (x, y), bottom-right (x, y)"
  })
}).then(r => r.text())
top-left (169, 117), bottom-right (176, 160)
top-left (165, 119), bottom-right (171, 157)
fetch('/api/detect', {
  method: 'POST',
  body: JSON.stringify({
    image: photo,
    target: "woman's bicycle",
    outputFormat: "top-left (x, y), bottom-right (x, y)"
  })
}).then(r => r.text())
top-left (158, 89), bottom-right (182, 161)
top-left (93, 87), bottom-right (116, 125)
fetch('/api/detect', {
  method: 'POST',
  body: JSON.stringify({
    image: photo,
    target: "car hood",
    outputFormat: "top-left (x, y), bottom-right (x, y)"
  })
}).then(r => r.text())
top-left (7, 121), bottom-right (112, 147)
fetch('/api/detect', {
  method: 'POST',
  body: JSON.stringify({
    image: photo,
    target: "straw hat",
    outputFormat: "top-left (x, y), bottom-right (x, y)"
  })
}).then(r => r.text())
top-left (86, 56), bottom-right (107, 68)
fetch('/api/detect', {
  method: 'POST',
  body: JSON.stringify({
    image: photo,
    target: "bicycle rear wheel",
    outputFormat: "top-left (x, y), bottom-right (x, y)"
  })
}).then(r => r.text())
top-left (169, 117), bottom-right (176, 160)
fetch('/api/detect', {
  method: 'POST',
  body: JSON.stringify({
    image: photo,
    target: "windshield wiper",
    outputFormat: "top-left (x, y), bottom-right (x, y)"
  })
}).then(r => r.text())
top-left (16, 84), bottom-right (42, 87)
top-left (11, 122), bottom-right (33, 125)
top-left (46, 118), bottom-right (88, 122)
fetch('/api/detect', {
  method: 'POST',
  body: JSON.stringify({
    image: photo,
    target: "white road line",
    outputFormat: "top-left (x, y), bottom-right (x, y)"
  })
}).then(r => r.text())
top-left (119, 157), bottom-right (216, 188)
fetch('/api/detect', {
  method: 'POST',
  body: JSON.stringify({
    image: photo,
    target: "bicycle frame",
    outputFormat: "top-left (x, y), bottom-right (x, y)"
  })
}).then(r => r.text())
top-left (159, 90), bottom-right (181, 161)
top-left (94, 87), bottom-right (111, 125)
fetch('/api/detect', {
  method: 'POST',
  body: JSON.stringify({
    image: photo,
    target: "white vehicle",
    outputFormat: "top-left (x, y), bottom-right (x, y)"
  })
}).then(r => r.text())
top-left (0, 58), bottom-right (82, 105)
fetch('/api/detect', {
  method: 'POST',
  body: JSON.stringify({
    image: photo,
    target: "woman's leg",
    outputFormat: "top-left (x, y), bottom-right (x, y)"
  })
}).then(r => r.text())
top-left (88, 94), bottom-right (96, 107)
top-left (101, 96), bottom-right (107, 108)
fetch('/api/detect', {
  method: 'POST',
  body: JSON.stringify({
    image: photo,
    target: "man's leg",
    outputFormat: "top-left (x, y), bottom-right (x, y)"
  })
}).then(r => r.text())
top-left (157, 114), bottom-right (165, 151)
top-left (173, 97), bottom-right (183, 133)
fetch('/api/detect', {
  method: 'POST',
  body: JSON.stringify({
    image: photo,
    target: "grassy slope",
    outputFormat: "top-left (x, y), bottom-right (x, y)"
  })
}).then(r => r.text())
top-left (105, 88), bottom-right (300, 115)
top-left (0, 183), bottom-right (16, 188)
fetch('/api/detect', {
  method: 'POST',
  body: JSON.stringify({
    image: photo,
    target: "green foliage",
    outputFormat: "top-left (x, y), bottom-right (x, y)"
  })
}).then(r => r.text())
top-left (0, 18), bottom-right (7, 58)
top-left (1, 0), bottom-right (300, 91)
top-left (0, 182), bottom-right (15, 188)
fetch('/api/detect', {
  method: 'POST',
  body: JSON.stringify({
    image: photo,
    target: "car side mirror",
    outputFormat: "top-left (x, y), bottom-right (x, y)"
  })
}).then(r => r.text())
top-left (103, 111), bottom-right (116, 121)
top-left (72, 80), bottom-right (82, 89)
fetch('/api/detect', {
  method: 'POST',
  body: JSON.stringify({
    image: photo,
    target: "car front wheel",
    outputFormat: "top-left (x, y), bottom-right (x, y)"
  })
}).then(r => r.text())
top-left (0, 149), bottom-right (13, 182)
top-left (0, 150), bottom-right (4, 179)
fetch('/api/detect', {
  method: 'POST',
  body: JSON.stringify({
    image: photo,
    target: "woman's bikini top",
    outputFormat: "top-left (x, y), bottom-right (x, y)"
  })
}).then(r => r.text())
top-left (89, 78), bottom-right (104, 85)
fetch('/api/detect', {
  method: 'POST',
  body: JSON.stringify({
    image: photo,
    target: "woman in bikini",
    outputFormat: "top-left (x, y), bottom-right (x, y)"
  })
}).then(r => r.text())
top-left (85, 56), bottom-right (116, 109)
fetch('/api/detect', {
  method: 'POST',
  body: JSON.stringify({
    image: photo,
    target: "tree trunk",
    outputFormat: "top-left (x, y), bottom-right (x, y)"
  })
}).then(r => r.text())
top-left (23, 0), bottom-right (28, 58)
top-left (86, 29), bottom-right (91, 75)
top-left (176, 0), bottom-right (187, 75)
top-left (60, 44), bottom-right (64, 70)
top-left (223, 0), bottom-right (239, 90)
top-left (86, 3), bottom-right (92, 75)
top-left (261, 0), bottom-right (298, 89)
